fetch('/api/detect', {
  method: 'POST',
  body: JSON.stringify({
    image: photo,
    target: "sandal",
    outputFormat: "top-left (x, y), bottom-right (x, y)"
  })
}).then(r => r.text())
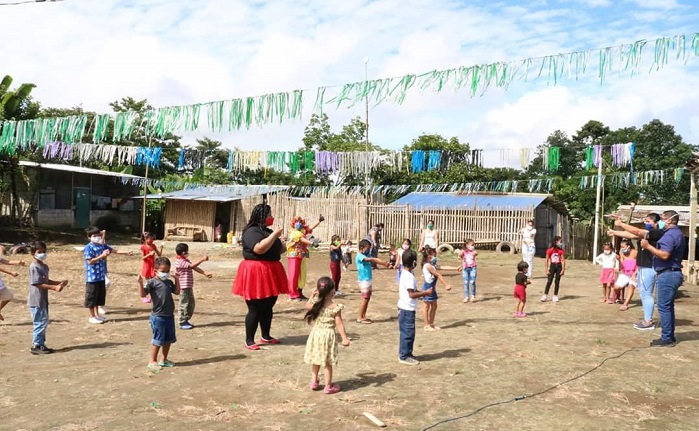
top-left (324, 384), bottom-right (341, 394)
top-left (309, 380), bottom-right (320, 390)
top-left (356, 319), bottom-right (373, 324)
top-left (619, 305), bottom-right (629, 311)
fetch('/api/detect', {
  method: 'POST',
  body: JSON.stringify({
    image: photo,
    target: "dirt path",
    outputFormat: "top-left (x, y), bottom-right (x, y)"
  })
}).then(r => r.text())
top-left (1, 243), bottom-right (698, 430)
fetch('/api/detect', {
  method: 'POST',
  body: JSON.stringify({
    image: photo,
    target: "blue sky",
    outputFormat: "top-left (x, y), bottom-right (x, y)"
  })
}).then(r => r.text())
top-left (4, 0), bottom-right (699, 168)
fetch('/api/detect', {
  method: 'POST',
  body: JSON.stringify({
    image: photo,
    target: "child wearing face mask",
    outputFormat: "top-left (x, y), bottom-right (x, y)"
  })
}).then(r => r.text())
top-left (175, 243), bottom-right (212, 330)
top-left (341, 240), bottom-right (353, 271)
top-left (421, 246), bottom-right (453, 331)
top-left (395, 238), bottom-right (412, 281)
top-left (84, 226), bottom-right (132, 324)
top-left (28, 241), bottom-right (68, 355)
top-left (542, 236), bottom-right (566, 303)
top-left (594, 242), bottom-right (619, 304)
top-left (140, 232), bottom-right (163, 304)
top-left (616, 239), bottom-right (637, 311)
top-left (458, 239), bottom-right (478, 303)
top-left (329, 235), bottom-right (344, 296)
top-left (137, 257), bottom-right (180, 371)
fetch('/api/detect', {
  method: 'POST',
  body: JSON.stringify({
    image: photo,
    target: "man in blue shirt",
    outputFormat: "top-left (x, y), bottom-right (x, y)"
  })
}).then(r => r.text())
top-left (640, 210), bottom-right (685, 347)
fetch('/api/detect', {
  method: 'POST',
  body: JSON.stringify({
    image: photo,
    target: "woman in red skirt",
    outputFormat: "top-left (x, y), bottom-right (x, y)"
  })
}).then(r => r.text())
top-left (232, 203), bottom-right (288, 350)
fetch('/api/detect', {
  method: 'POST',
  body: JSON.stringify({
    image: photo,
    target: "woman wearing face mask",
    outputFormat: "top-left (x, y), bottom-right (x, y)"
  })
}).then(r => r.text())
top-left (616, 239), bottom-right (638, 311)
top-left (232, 204), bottom-right (288, 350)
top-left (520, 220), bottom-right (536, 278)
top-left (420, 220), bottom-right (439, 252)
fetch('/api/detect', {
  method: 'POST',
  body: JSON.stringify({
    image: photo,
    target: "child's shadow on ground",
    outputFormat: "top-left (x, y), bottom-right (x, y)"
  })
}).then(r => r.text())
top-left (4, 319), bottom-right (69, 326)
top-left (176, 354), bottom-right (245, 367)
top-left (419, 348), bottom-right (471, 362)
top-left (195, 320), bottom-right (243, 328)
top-left (54, 341), bottom-right (131, 353)
top-left (441, 320), bottom-right (474, 329)
top-left (336, 372), bottom-right (397, 390)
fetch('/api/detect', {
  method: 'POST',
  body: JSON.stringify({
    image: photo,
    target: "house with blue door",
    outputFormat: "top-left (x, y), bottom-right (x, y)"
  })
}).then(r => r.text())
top-left (9, 161), bottom-right (143, 231)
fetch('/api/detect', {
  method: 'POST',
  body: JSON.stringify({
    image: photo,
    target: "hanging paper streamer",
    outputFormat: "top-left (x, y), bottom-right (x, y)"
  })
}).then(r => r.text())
top-left (427, 151), bottom-right (441, 171)
top-left (411, 151), bottom-right (425, 173)
top-left (585, 146), bottom-right (594, 170)
top-left (0, 32), bottom-right (695, 151)
top-left (546, 147), bottom-right (560, 171)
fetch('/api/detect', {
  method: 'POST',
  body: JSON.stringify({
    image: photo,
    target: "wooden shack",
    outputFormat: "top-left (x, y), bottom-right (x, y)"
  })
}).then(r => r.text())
top-left (385, 192), bottom-right (570, 256)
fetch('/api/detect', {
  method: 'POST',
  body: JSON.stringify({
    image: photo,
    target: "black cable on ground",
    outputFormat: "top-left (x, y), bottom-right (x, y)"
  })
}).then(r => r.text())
top-left (421, 345), bottom-right (652, 431)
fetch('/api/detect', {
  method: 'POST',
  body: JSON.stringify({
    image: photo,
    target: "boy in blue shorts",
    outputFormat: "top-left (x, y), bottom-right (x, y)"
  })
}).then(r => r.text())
top-left (355, 239), bottom-right (390, 324)
top-left (138, 256), bottom-right (180, 371)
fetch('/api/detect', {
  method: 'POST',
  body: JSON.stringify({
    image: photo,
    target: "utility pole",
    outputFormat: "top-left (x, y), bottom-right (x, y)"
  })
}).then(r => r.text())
top-left (364, 57), bottom-right (370, 205)
top-left (592, 151), bottom-right (603, 263)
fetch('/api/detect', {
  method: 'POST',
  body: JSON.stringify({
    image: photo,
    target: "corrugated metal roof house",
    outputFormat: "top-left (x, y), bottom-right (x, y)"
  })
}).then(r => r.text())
top-left (386, 192), bottom-right (570, 257)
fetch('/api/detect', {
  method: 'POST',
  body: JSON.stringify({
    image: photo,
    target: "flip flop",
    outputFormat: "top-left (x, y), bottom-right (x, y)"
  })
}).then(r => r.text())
top-left (356, 319), bottom-right (373, 324)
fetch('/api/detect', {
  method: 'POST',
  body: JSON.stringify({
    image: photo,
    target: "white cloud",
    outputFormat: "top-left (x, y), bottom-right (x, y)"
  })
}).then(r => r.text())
top-left (2, 0), bottom-right (698, 169)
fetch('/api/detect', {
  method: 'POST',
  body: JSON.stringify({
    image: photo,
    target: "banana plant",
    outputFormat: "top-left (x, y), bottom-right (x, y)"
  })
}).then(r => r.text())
top-left (0, 74), bottom-right (36, 120)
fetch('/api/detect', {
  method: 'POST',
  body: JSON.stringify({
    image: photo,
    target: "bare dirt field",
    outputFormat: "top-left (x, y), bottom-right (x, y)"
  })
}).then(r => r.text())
top-left (1, 240), bottom-right (699, 431)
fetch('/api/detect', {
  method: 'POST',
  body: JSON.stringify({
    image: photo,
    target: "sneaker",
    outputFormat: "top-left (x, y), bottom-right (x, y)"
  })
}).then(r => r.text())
top-left (180, 322), bottom-right (194, 330)
top-left (463, 297), bottom-right (469, 303)
top-left (634, 320), bottom-right (655, 331)
top-left (334, 290), bottom-right (344, 297)
top-left (399, 357), bottom-right (420, 366)
top-left (30, 345), bottom-right (52, 355)
top-left (96, 315), bottom-right (107, 322)
top-left (650, 338), bottom-right (676, 347)
top-left (98, 306), bottom-right (106, 316)
top-left (540, 295), bottom-right (548, 302)
top-left (552, 296), bottom-right (559, 303)
top-left (88, 317), bottom-right (104, 324)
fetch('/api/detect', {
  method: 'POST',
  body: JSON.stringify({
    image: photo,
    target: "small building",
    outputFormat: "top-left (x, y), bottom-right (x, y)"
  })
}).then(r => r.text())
top-left (13, 161), bottom-right (143, 230)
top-left (141, 185), bottom-right (288, 242)
top-left (388, 192), bottom-right (570, 256)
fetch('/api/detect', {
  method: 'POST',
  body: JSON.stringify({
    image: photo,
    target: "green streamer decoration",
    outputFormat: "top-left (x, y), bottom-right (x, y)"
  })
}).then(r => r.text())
top-left (585, 146), bottom-right (594, 170)
top-left (547, 147), bottom-right (560, 171)
top-left (0, 31), bottom-right (697, 151)
top-left (93, 114), bottom-right (111, 143)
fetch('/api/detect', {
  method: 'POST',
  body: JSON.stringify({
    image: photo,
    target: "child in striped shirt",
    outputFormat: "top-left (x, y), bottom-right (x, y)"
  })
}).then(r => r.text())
top-left (175, 243), bottom-right (212, 330)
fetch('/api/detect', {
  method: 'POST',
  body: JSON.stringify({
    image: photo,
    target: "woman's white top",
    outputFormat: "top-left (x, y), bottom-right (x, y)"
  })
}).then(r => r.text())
top-left (521, 226), bottom-right (536, 245)
top-left (423, 229), bottom-right (437, 248)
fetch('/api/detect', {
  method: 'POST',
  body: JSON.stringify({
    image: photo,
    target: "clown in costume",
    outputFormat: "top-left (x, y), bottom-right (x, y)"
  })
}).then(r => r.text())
top-left (287, 215), bottom-right (324, 301)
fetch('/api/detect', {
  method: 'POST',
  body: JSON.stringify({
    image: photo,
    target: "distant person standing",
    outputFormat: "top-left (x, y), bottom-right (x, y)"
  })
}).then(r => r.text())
top-left (367, 223), bottom-right (384, 269)
top-left (420, 220), bottom-right (439, 251)
top-left (640, 210), bottom-right (685, 347)
top-left (520, 220), bottom-right (536, 278)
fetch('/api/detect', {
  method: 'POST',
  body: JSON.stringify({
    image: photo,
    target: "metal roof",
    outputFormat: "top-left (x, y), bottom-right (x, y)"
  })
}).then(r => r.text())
top-left (138, 185), bottom-right (289, 202)
top-left (608, 205), bottom-right (699, 227)
top-left (19, 161), bottom-right (143, 179)
top-left (391, 192), bottom-right (554, 211)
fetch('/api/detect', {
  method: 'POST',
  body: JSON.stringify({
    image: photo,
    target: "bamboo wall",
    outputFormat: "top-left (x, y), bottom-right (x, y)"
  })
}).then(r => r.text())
top-left (366, 205), bottom-right (537, 248)
top-left (164, 200), bottom-right (216, 241)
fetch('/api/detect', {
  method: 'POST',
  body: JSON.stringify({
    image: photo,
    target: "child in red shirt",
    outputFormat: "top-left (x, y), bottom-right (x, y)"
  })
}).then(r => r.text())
top-left (541, 236), bottom-right (566, 303)
top-left (514, 261), bottom-right (530, 318)
top-left (140, 232), bottom-right (163, 304)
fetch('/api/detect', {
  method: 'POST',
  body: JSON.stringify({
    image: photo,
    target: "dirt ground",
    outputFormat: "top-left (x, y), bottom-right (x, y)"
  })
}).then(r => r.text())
top-left (1, 240), bottom-right (699, 431)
